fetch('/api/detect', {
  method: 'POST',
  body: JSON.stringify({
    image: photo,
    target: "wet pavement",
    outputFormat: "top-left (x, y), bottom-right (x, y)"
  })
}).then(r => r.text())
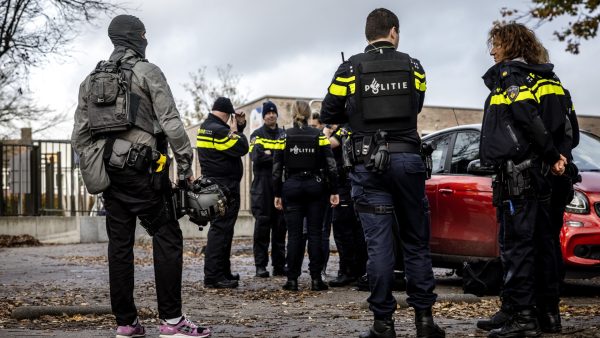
top-left (1, 238), bottom-right (599, 337)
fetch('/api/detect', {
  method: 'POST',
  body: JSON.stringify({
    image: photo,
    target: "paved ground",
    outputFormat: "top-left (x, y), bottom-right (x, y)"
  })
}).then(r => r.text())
top-left (1, 238), bottom-right (599, 337)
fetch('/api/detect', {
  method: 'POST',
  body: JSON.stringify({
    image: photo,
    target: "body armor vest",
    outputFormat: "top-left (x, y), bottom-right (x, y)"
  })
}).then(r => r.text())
top-left (87, 59), bottom-right (157, 137)
top-left (284, 128), bottom-right (319, 172)
top-left (349, 51), bottom-right (418, 133)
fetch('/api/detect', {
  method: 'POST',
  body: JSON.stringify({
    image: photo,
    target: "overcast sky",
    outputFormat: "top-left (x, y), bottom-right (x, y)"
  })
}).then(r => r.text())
top-left (27, 0), bottom-right (600, 139)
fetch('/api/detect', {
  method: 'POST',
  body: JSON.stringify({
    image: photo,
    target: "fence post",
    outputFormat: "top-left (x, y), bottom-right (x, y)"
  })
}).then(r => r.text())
top-left (31, 145), bottom-right (41, 216)
top-left (0, 142), bottom-right (4, 216)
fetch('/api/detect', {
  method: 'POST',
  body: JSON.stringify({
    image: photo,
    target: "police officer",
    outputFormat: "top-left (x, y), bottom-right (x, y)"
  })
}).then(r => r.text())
top-left (273, 100), bottom-right (340, 292)
top-left (72, 15), bottom-right (210, 337)
top-left (249, 101), bottom-right (287, 278)
top-left (197, 97), bottom-right (249, 289)
top-left (477, 23), bottom-right (571, 337)
top-left (320, 8), bottom-right (444, 338)
top-left (324, 124), bottom-right (368, 287)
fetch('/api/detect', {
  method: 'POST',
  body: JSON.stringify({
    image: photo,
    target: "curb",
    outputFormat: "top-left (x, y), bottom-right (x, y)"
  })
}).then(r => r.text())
top-left (11, 305), bottom-right (112, 320)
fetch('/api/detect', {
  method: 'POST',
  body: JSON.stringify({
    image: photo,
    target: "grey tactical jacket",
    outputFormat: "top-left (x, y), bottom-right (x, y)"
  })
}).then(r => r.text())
top-left (71, 47), bottom-right (193, 178)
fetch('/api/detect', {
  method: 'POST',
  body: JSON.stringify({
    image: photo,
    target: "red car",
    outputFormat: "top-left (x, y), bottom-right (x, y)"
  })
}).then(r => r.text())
top-left (422, 124), bottom-right (600, 277)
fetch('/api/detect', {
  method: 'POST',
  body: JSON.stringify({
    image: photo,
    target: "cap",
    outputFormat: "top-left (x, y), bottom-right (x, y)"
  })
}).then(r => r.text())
top-left (212, 97), bottom-right (235, 115)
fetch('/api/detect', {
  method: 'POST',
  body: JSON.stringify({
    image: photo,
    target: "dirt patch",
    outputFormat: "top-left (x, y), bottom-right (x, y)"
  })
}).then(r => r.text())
top-left (0, 235), bottom-right (41, 248)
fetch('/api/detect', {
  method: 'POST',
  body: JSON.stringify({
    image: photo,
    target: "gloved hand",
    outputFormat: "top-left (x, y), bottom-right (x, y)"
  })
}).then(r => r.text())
top-left (371, 144), bottom-right (390, 174)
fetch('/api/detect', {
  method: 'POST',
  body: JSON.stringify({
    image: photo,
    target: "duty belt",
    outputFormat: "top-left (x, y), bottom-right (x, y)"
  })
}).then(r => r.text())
top-left (387, 142), bottom-right (420, 154)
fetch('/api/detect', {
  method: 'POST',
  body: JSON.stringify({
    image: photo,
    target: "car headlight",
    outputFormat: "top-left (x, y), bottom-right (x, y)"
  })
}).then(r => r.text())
top-left (565, 190), bottom-right (590, 214)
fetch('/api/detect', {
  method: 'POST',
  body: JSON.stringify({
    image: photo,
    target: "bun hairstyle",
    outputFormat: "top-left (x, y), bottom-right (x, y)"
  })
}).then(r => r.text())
top-left (291, 100), bottom-right (311, 128)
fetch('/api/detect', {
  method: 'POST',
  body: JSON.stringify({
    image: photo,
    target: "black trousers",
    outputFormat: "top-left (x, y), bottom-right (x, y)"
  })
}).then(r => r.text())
top-left (351, 153), bottom-right (437, 317)
top-left (282, 176), bottom-right (328, 280)
top-left (204, 178), bottom-right (240, 284)
top-left (331, 186), bottom-right (367, 277)
top-left (498, 168), bottom-right (558, 309)
top-left (104, 166), bottom-right (182, 325)
top-left (251, 173), bottom-right (286, 270)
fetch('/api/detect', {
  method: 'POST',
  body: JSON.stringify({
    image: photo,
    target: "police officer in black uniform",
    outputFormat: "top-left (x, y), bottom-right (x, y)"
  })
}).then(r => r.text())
top-left (477, 23), bottom-right (572, 337)
top-left (324, 124), bottom-right (368, 287)
top-left (197, 97), bottom-right (249, 289)
top-left (250, 101), bottom-right (287, 278)
top-left (72, 15), bottom-right (210, 337)
top-left (273, 100), bottom-right (340, 292)
top-left (320, 8), bottom-right (444, 338)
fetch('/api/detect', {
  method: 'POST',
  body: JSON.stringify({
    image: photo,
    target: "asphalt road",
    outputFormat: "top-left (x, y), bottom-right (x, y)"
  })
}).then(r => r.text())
top-left (1, 238), bottom-right (599, 337)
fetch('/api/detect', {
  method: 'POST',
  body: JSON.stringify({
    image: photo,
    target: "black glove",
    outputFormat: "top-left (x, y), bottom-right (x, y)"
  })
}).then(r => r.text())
top-left (371, 144), bottom-right (390, 174)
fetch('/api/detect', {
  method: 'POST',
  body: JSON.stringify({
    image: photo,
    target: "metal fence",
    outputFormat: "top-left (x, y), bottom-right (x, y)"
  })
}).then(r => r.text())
top-left (0, 140), bottom-right (94, 216)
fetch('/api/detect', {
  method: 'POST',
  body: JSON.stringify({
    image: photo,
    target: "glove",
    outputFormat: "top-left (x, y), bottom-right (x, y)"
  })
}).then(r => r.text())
top-left (371, 144), bottom-right (390, 174)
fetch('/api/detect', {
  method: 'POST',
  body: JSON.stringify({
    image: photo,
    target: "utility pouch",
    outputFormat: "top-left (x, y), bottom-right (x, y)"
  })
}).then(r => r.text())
top-left (127, 143), bottom-right (152, 172)
top-left (108, 138), bottom-right (132, 168)
top-left (492, 175), bottom-right (504, 207)
top-left (79, 138), bottom-right (110, 194)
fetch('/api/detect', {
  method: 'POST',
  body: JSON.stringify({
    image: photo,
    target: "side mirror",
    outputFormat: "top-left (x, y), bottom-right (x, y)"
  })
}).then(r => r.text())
top-left (467, 159), bottom-right (495, 176)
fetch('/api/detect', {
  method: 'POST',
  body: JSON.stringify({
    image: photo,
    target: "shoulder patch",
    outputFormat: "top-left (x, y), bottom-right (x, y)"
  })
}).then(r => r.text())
top-left (506, 85), bottom-right (520, 102)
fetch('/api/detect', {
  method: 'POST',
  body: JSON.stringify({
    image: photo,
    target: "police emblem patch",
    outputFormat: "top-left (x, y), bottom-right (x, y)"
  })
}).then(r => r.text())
top-left (506, 85), bottom-right (520, 102)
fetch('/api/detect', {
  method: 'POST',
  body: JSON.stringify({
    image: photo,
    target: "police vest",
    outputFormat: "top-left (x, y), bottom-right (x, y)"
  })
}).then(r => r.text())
top-left (87, 59), bottom-right (157, 137)
top-left (349, 51), bottom-right (418, 133)
top-left (284, 128), bottom-right (319, 172)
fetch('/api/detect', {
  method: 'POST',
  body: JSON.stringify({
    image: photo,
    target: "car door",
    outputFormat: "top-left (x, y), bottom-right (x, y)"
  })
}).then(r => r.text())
top-left (433, 130), bottom-right (498, 257)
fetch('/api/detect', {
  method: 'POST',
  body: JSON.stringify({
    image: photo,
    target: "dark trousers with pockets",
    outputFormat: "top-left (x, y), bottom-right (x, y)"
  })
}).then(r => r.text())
top-left (351, 153), bottom-right (437, 317)
top-left (283, 176), bottom-right (328, 280)
top-left (251, 173), bottom-right (286, 270)
top-left (104, 166), bottom-right (182, 325)
top-left (331, 185), bottom-right (367, 277)
top-left (204, 178), bottom-right (240, 284)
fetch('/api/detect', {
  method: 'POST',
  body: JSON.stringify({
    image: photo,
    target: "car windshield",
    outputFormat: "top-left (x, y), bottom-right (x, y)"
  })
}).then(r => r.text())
top-left (572, 132), bottom-right (600, 172)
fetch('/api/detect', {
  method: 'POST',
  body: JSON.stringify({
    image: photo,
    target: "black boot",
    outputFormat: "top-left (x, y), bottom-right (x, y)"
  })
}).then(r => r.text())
top-left (537, 304), bottom-right (561, 334)
top-left (488, 309), bottom-right (541, 338)
top-left (282, 279), bottom-right (298, 291)
top-left (256, 266), bottom-right (269, 278)
top-left (356, 273), bottom-right (370, 291)
top-left (477, 304), bottom-right (513, 331)
top-left (329, 273), bottom-right (357, 287)
top-left (415, 308), bottom-right (445, 338)
top-left (359, 318), bottom-right (396, 338)
top-left (311, 278), bottom-right (329, 291)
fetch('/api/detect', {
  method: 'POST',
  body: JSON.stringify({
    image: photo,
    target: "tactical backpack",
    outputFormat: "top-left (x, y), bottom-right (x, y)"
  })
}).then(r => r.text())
top-left (87, 60), bottom-right (141, 136)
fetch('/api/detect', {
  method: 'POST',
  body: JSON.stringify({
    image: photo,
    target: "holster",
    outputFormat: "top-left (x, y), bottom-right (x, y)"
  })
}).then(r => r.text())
top-left (503, 159), bottom-right (532, 198)
top-left (421, 142), bottom-right (434, 180)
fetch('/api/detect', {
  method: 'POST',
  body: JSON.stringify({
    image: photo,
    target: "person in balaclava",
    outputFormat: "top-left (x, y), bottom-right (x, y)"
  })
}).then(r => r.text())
top-left (71, 14), bottom-right (211, 337)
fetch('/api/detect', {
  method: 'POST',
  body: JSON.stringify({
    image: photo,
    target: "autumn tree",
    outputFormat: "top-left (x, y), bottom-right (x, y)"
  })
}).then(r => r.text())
top-left (180, 64), bottom-right (248, 126)
top-left (0, 0), bottom-right (124, 137)
top-left (501, 0), bottom-right (600, 54)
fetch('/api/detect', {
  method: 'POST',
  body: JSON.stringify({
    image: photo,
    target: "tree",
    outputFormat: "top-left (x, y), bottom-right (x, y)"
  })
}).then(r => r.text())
top-left (0, 0), bottom-right (124, 137)
top-left (180, 64), bottom-right (248, 126)
top-left (501, 0), bottom-right (600, 54)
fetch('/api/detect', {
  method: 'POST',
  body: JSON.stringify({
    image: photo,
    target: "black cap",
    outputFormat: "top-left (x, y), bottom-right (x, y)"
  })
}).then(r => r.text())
top-left (212, 97), bottom-right (235, 115)
top-left (262, 101), bottom-right (278, 118)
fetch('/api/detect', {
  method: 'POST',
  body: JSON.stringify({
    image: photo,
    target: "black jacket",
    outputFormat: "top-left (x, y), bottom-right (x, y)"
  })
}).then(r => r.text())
top-left (272, 124), bottom-right (339, 197)
top-left (320, 41), bottom-right (426, 145)
top-left (249, 124), bottom-right (285, 176)
top-left (197, 114), bottom-right (249, 180)
top-left (480, 60), bottom-right (574, 166)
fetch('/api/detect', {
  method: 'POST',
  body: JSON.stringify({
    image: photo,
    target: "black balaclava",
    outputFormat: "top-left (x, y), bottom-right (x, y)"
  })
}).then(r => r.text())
top-left (108, 15), bottom-right (147, 58)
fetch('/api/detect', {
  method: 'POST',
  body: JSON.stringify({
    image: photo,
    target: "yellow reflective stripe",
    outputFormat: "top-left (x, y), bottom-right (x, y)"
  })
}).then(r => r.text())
top-left (329, 83), bottom-right (347, 96)
top-left (318, 135), bottom-right (330, 146)
top-left (255, 137), bottom-right (285, 150)
top-left (489, 90), bottom-right (536, 106)
top-left (415, 79), bottom-right (426, 91)
top-left (530, 78), bottom-right (562, 93)
top-left (490, 93), bottom-right (510, 106)
top-left (534, 83), bottom-right (565, 99)
top-left (349, 83), bottom-right (355, 94)
top-left (335, 76), bottom-right (355, 83)
top-left (414, 71), bottom-right (425, 80)
top-left (514, 90), bottom-right (536, 103)
top-left (196, 135), bottom-right (239, 150)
